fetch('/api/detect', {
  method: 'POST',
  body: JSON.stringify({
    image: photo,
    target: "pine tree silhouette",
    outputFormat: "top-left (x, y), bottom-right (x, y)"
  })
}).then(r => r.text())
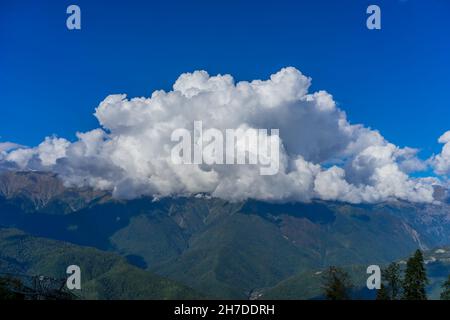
top-left (384, 262), bottom-right (402, 300)
top-left (402, 250), bottom-right (428, 300)
top-left (376, 283), bottom-right (390, 300)
top-left (440, 275), bottom-right (450, 300)
top-left (322, 266), bottom-right (353, 300)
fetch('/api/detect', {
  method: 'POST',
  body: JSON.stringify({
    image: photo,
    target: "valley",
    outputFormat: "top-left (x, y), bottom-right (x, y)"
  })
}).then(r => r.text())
top-left (1, 171), bottom-right (450, 299)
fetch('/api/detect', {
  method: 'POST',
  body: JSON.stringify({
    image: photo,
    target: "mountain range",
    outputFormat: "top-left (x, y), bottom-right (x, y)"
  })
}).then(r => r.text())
top-left (1, 170), bottom-right (450, 299)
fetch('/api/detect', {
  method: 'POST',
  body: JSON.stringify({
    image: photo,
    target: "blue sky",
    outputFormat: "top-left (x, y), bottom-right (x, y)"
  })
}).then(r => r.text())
top-left (1, 0), bottom-right (449, 159)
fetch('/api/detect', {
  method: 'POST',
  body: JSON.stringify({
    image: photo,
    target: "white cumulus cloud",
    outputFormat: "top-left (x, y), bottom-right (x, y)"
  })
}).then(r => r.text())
top-left (432, 131), bottom-right (450, 176)
top-left (0, 67), bottom-right (441, 203)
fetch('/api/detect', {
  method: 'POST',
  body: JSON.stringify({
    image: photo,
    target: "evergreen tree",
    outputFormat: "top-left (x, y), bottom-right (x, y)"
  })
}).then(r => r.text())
top-left (322, 266), bottom-right (353, 300)
top-left (440, 275), bottom-right (450, 300)
top-left (384, 262), bottom-right (402, 300)
top-left (402, 250), bottom-right (428, 300)
top-left (376, 283), bottom-right (390, 300)
top-left (0, 277), bottom-right (25, 300)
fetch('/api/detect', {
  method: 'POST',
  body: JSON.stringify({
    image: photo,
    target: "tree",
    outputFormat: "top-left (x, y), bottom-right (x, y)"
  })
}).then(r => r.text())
top-left (402, 250), bottom-right (428, 300)
top-left (322, 266), bottom-right (353, 300)
top-left (440, 275), bottom-right (450, 300)
top-left (376, 283), bottom-right (390, 300)
top-left (384, 262), bottom-right (402, 300)
top-left (0, 277), bottom-right (25, 300)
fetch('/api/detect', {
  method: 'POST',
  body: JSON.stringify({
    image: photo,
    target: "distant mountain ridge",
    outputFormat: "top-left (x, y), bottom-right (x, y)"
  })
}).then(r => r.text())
top-left (0, 171), bottom-right (109, 214)
top-left (2, 170), bottom-right (450, 299)
top-left (433, 185), bottom-right (450, 204)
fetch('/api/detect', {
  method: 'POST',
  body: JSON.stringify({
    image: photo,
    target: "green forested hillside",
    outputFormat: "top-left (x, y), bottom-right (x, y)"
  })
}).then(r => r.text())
top-left (2, 171), bottom-right (450, 299)
top-left (260, 247), bottom-right (450, 300)
top-left (0, 228), bottom-right (201, 299)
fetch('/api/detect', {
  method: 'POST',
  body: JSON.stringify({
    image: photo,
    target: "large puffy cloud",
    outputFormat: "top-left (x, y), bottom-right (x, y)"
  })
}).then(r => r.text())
top-left (1, 142), bottom-right (18, 159)
top-left (5, 137), bottom-right (69, 168)
top-left (433, 131), bottom-right (450, 176)
top-left (0, 67), bottom-right (440, 203)
top-left (0, 142), bottom-right (23, 170)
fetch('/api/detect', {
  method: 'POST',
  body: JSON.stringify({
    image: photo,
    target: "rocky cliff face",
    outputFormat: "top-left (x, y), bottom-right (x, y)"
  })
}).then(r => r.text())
top-left (0, 171), bottom-right (109, 214)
